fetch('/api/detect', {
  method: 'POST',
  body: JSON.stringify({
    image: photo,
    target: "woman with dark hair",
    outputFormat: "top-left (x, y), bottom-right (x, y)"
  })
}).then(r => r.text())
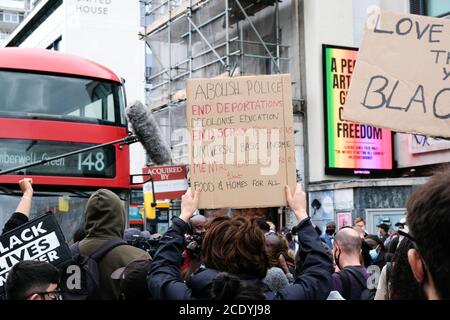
top-left (263, 233), bottom-right (295, 292)
top-left (148, 185), bottom-right (334, 300)
top-left (265, 233), bottom-right (293, 271)
top-left (375, 237), bottom-right (426, 300)
top-left (202, 215), bottom-right (270, 279)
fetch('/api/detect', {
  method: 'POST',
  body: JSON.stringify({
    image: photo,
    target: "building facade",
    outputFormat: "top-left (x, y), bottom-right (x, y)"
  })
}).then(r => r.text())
top-left (0, 0), bottom-right (35, 45)
top-left (139, 0), bottom-right (306, 227)
top-left (302, 0), bottom-right (450, 234)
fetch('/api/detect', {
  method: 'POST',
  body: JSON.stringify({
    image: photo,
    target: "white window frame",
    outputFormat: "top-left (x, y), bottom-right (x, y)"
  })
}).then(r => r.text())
top-left (3, 11), bottom-right (19, 23)
top-left (365, 208), bottom-right (406, 235)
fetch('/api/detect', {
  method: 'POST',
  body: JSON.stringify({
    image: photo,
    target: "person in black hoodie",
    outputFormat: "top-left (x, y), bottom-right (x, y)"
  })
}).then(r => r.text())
top-left (147, 184), bottom-right (333, 300)
top-left (77, 189), bottom-right (151, 300)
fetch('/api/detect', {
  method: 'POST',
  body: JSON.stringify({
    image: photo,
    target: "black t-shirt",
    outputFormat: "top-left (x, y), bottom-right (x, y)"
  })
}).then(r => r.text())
top-left (1, 212), bottom-right (29, 235)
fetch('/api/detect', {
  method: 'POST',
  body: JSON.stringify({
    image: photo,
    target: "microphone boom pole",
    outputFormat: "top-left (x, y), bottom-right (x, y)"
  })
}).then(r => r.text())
top-left (0, 135), bottom-right (139, 176)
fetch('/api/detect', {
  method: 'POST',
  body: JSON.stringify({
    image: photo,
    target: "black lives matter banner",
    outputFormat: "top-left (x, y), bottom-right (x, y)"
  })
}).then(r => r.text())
top-left (0, 214), bottom-right (72, 293)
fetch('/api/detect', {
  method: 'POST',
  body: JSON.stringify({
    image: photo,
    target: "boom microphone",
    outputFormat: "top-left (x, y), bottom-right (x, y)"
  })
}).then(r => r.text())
top-left (126, 100), bottom-right (172, 165)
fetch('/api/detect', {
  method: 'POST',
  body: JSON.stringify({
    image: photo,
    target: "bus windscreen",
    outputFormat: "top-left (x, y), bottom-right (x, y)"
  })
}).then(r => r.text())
top-left (0, 70), bottom-right (125, 126)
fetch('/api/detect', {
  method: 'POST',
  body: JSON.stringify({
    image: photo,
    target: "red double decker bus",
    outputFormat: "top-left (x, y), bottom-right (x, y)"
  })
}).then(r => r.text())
top-left (0, 48), bottom-right (130, 241)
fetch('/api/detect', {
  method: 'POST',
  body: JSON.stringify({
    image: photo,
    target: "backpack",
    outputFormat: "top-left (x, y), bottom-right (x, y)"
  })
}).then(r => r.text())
top-left (338, 266), bottom-right (376, 300)
top-left (61, 239), bottom-right (128, 300)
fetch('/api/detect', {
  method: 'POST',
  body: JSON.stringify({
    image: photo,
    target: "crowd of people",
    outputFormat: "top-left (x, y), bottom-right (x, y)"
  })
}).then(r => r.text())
top-left (1, 167), bottom-right (449, 300)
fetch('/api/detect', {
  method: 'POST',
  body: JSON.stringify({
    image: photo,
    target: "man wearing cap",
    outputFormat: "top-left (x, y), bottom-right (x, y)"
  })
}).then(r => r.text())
top-left (395, 218), bottom-right (408, 233)
top-left (376, 223), bottom-right (390, 244)
top-left (395, 217), bottom-right (409, 245)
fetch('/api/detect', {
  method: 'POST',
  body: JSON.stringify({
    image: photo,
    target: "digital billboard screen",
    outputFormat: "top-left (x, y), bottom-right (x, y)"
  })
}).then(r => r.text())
top-left (322, 44), bottom-right (393, 175)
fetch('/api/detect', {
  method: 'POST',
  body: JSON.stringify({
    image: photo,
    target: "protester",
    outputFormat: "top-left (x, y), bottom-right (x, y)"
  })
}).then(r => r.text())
top-left (279, 235), bottom-right (296, 273)
top-left (365, 235), bottom-right (387, 270)
top-left (353, 226), bottom-right (372, 267)
top-left (2, 178), bottom-right (34, 235)
top-left (390, 236), bottom-right (426, 300)
top-left (148, 185), bottom-right (333, 300)
top-left (5, 260), bottom-right (61, 300)
top-left (375, 237), bottom-right (425, 300)
top-left (396, 218), bottom-right (409, 244)
top-left (123, 228), bottom-right (144, 242)
top-left (377, 223), bottom-right (390, 244)
top-left (263, 233), bottom-right (293, 291)
top-left (181, 214), bottom-right (207, 280)
top-left (395, 218), bottom-right (407, 232)
top-left (385, 232), bottom-right (399, 262)
top-left (295, 225), bottom-right (334, 276)
top-left (110, 259), bottom-right (152, 300)
top-left (265, 233), bottom-right (294, 276)
top-left (406, 168), bottom-right (450, 300)
top-left (189, 214), bottom-right (207, 235)
top-left (77, 189), bottom-right (150, 299)
top-left (331, 228), bottom-right (369, 300)
top-left (387, 218), bottom-right (406, 252)
top-left (353, 217), bottom-right (367, 237)
top-left (285, 232), bottom-right (294, 252)
top-left (321, 221), bottom-right (336, 249)
top-left (290, 225), bottom-right (299, 253)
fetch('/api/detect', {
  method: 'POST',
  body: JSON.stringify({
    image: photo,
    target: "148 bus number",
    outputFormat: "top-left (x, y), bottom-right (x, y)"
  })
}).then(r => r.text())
top-left (78, 152), bottom-right (105, 172)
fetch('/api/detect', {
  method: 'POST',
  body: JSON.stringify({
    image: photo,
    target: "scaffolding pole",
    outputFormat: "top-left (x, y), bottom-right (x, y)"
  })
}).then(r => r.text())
top-left (225, 0), bottom-right (230, 74)
top-left (144, 0), bottom-right (285, 106)
top-left (186, 16), bottom-right (227, 68)
top-left (275, 0), bottom-right (280, 70)
top-left (233, 0), bottom-right (281, 74)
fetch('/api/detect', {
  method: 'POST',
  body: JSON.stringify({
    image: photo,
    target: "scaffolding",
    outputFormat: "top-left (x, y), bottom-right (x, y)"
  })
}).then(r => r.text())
top-left (140, 0), bottom-right (290, 164)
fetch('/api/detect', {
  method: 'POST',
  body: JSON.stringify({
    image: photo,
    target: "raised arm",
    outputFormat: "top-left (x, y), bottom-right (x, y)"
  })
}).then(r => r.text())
top-left (15, 178), bottom-right (34, 217)
top-left (2, 178), bottom-right (34, 235)
top-left (276, 185), bottom-right (334, 300)
top-left (147, 188), bottom-right (200, 300)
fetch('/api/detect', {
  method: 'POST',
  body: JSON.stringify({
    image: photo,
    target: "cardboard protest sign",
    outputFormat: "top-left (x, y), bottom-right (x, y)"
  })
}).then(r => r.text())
top-left (0, 214), bottom-right (72, 293)
top-left (343, 11), bottom-right (450, 138)
top-left (186, 74), bottom-right (296, 209)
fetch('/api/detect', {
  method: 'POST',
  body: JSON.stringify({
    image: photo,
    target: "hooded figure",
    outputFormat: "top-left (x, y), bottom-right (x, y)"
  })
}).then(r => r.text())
top-left (78, 189), bottom-right (150, 300)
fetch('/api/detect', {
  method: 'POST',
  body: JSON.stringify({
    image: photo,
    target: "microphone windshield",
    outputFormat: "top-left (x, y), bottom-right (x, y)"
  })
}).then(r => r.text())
top-left (126, 100), bottom-right (172, 165)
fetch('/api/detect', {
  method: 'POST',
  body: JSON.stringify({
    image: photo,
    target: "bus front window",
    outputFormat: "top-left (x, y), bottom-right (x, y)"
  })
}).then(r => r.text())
top-left (0, 70), bottom-right (125, 126)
